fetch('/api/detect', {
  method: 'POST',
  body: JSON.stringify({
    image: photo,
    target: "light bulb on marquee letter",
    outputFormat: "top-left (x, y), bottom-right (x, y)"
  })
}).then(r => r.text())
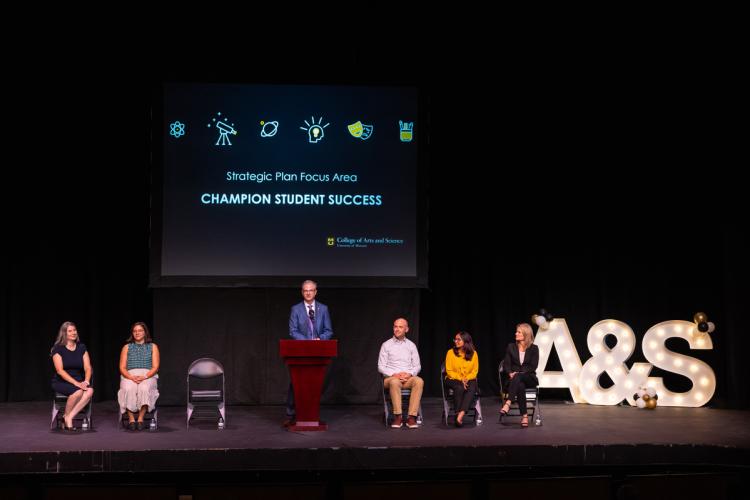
top-left (642, 320), bottom-right (715, 407)
top-left (536, 319), bottom-right (586, 403)
top-left (536, 317), bottom-right (717, 408)
top-left (578, 320), bottom-right (651, 406)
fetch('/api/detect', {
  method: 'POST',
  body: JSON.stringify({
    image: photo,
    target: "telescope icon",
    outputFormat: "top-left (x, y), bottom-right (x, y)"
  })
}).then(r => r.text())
top-left (215, 120), bottom-right (237, 146)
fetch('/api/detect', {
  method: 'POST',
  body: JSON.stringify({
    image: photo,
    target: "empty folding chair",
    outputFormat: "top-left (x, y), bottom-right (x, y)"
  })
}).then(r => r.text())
top-left (187, 358), bottom-right (226, 430)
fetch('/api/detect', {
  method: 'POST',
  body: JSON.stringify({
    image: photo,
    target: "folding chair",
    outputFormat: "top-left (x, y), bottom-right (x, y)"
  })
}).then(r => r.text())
top-left (187, 358), bottom-right (226, 430)
top-left (381, 375), bottom-right (423, 427)
top-left (117, 375), bottom-right (159, 431)
top-left (498, 361), bottom-right (542, 426)
top-left (440, 363), bottom-right (483, 426)
top-left (50, 377), bottom-right (93, 431)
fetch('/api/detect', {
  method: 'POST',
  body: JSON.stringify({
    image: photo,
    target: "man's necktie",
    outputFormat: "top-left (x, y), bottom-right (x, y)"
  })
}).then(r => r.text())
top-left (308, 306), bottom-right (316, 338)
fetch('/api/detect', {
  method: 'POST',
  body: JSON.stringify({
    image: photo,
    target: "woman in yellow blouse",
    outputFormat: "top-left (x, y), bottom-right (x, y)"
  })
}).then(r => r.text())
top-left (444, 331), bottom-right (478, 427)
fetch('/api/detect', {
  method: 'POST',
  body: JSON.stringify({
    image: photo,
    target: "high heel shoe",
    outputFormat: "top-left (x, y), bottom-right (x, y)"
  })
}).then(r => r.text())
top-left (62, 416), bottom-right (76, 432)
top-left (520, 415), bottom-right (529, 428)
top-left (499, 401), bottom-right (511, 416)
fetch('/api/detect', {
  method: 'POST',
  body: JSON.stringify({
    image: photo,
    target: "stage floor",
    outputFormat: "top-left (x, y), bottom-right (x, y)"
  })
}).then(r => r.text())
top-left (1, 398), bottom-right (749, 474)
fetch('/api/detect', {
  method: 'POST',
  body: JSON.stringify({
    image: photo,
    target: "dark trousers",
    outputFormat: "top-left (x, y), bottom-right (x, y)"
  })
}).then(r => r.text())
top-left (286, 383), bottom-right (295, 417)
top-left (507, 372), bottom-right (537, 415)
top-left (446, 378), bottom-right (477, 413)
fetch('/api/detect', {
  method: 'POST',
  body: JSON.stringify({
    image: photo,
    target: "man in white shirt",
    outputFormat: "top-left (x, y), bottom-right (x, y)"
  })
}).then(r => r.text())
top-left (377, 318), bottom-right (423, 429)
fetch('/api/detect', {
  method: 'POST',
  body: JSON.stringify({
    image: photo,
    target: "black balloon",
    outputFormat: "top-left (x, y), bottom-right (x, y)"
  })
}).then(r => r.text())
top-left (698, 322), bottom-right (709, 332)
top-left (544, 312), bottom-right (554, 322)
top-left (539, 308), bottom-right (548, 317)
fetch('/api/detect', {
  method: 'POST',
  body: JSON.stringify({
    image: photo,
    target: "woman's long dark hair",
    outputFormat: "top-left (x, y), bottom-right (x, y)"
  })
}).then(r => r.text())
top-left (452, 331), bottom-right (475, 361)
top-left (126, 322), bottom-right (152, 343)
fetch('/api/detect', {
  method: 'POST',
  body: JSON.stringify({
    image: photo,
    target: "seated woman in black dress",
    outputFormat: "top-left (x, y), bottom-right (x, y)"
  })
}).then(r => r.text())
top-left (499, 322), bottom-right (538, 428)
top-left (50, 321), bottom-right (94, 430)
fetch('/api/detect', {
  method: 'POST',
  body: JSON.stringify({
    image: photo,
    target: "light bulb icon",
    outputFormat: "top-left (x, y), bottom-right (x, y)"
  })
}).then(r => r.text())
top-left (301, 117), bottom-right (329, 143)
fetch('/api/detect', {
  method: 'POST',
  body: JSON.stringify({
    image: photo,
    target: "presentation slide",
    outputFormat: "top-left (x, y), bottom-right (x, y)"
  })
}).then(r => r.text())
top-left (152, 82), bottom-right (425, 287)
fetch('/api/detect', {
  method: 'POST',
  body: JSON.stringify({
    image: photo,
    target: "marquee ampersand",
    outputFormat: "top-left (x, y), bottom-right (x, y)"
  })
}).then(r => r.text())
top-left (578, 320), bottom-right (651, 405)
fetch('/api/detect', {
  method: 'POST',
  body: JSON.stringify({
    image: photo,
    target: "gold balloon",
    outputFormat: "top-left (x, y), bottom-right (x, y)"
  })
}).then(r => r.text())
top-left (531, 314), bottom-right (539, 324)
top-left (646, 398), bottom-right (657, 409)
top-left (642, 394), bottom-right (650, 401)
top-left (693, 312), bottom-right (708, 324)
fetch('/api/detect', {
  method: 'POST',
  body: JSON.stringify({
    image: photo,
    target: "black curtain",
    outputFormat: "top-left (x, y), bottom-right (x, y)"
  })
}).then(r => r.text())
top-left (2, 40), bottom-right (747, 408)
top-left (153, 288), bottom-right (419, 405)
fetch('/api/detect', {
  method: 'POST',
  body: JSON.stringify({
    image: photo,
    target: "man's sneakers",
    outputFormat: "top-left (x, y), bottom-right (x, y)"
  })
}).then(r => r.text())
top-left (391, 414), bottom-right (419, 429)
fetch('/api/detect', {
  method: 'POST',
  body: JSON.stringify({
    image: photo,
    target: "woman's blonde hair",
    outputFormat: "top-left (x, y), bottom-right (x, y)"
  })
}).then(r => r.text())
top-left (50, 321), bottom-right (78, 354)
top-left (516, 322), bottom-right (534, 348)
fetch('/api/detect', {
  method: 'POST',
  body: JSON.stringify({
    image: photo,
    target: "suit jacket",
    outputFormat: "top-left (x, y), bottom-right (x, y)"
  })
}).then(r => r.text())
top-left (503, 343), bottom-right (539, 383)
top-left (289, 301), bottom-right (333, 340)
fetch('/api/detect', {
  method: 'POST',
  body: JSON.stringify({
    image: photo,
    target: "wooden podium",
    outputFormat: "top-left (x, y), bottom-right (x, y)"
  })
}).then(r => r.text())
top-left (279, 339), bottom-right (337, 431)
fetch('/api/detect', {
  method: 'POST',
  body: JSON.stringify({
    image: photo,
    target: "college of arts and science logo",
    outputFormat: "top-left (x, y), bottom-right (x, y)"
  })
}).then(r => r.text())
top-left (326, 236), bottom-right (404, 248)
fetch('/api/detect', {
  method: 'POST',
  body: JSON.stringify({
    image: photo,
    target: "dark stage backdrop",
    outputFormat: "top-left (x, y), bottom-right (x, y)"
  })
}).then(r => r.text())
top-left (153, 288), bottom-right (420, 405)
top-left (2, 42), bottom-right (747, 408)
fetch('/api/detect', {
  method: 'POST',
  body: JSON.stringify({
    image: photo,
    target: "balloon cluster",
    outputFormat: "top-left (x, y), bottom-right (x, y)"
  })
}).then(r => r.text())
top-left (531, 309), bottom-right (554, 330)
top-left (693, 312), bottom-right (715, 334)
top-left (633, 386), bottom-right (658, 409)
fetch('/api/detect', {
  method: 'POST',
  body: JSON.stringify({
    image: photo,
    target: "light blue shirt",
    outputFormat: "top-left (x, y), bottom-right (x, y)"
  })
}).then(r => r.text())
top-left (378, 336), bottom-right (421, 377)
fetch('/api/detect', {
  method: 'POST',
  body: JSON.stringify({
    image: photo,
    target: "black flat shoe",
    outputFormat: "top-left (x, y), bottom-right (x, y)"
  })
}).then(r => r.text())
top-left (137, 421), bottom-right (144, 431)
top-left (127, 422), bottom-right (136, 431)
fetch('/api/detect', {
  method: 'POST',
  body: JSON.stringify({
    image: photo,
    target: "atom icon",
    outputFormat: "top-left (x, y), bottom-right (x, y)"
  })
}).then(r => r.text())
top-left (169, 121), bottom-right (186, 138)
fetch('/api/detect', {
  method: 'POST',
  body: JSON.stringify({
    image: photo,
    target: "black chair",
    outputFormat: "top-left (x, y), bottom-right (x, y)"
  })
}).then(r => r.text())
top-left (187, 358), bottom-right (226, 430)
top-left (381, 375), bottom-right (423, 427)
top-left (498, 360), bottom-right (542, 426)
top-left (440, 363), bottom-right (483, 426)
top-left (117, 375), bottom-right (159, 431)
top-left (50, 377), bottom-right (93, 431)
